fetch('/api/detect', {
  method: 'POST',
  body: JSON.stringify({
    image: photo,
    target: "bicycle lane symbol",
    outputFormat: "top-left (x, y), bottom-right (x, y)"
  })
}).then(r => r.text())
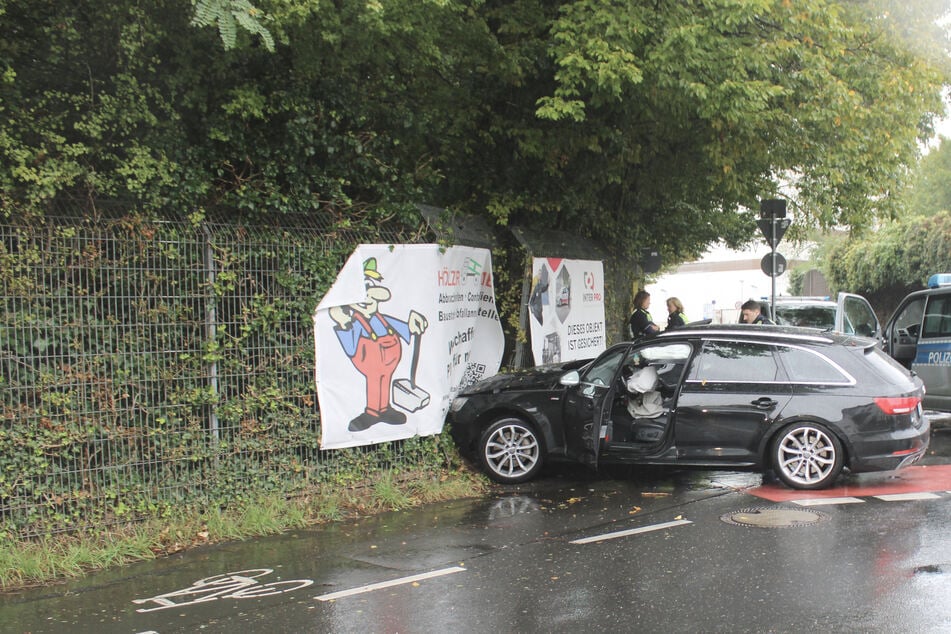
top-left (131, 568), bottom-right (314, 613)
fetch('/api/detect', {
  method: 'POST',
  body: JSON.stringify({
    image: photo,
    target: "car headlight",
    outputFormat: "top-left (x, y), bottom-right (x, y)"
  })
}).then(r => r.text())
top-left (450, 396), bottom-right (469, 413)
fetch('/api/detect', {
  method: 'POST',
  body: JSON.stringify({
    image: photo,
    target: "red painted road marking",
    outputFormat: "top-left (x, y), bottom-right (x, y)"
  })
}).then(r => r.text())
top-left (747, 464), bottom-right (951, 502)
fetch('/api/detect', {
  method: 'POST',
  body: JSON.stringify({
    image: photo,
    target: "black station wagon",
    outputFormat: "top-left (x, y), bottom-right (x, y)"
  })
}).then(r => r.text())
top-left (448, 325), bottom-right (930, 490)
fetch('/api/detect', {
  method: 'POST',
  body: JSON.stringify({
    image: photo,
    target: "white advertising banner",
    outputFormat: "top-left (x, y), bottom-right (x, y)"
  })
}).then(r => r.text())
top-left (528, 258), bottom-right (606, 365)
top-left (315, 244), bottom-right (504, 449)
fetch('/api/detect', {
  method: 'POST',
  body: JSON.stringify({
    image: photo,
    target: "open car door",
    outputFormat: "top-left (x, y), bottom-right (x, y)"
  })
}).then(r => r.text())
top-left (884, 295), bottom-right (926, 368)
top-left (562, 345), bottom-right (629, 468)
top-left (836, 292), bottom-right (880, 338)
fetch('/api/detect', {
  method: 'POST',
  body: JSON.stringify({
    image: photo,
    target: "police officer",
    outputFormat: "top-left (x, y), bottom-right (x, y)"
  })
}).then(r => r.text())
top-left (665, 297), bottom-right (689, 330)
top-left (628, 290), bottom-right (660, 339)
top-left (740, 299), bottom-right (774, 325)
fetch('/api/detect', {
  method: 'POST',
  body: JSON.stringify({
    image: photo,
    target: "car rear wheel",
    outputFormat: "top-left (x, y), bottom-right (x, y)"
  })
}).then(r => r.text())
top-left (478, 418), bottom-right (543, 484)
top-left (771, 422), bottom-right (844, 490)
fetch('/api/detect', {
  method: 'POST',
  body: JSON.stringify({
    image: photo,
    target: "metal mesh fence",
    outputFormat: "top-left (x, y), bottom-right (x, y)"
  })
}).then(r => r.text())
top-left (0, 211), bottom-right (422, 539)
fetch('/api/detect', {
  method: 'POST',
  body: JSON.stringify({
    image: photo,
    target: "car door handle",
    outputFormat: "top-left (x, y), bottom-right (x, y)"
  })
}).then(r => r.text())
top-left (751, 397), bottom-right (777, 409)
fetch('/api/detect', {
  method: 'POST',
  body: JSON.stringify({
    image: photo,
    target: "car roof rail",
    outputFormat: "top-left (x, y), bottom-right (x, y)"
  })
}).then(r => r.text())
top-left (656, 324), bottom-right (835, 344)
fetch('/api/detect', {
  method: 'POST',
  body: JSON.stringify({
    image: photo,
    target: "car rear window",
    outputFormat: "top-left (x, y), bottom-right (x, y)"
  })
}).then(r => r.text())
top-left (776, 345), bottom-right (853, 384)
top-left (862, 345), bottom-right (916, 385)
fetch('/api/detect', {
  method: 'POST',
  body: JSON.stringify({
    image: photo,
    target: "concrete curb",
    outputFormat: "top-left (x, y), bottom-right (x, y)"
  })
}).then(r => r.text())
top-left (927, 411), bottom-right (951, 430)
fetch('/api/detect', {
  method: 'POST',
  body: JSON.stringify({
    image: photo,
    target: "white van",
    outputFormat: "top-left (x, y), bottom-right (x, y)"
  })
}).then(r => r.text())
top-left (772, 293), bottom-right (880, 338)
top-left (883, 274), bottom-right (951, 412)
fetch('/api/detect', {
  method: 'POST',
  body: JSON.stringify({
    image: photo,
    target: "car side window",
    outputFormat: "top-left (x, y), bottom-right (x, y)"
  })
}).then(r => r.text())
top-left (843, 297), bottom-right (877, 336)
top-left (581, 347), bottom-right (627, 387)
top-left (775, 345), bottom-right (852, 384)
top-left (689, 341), bottom-right (782, 382)
top-left (893, 298), bottom-right (925, 337)
top-left (921, 295), bottom-right (951, 338)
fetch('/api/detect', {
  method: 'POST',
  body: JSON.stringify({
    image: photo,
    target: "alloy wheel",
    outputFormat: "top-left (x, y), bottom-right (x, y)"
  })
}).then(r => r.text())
top-left (775, 424), bottom-right (841, 488)
top-left (481, 421), bottom-right (541, 483)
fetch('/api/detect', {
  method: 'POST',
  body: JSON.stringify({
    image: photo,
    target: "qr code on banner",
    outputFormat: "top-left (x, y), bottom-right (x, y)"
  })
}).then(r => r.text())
top-left (459, 362), bottom-right (487, 389)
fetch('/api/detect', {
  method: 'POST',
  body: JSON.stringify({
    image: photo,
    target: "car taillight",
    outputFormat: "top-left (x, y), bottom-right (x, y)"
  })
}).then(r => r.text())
top-left (874, 396), bottom-right (921, 415)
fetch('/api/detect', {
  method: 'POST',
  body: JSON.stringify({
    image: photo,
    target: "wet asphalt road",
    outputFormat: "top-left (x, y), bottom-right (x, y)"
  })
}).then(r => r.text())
top-left (3, 422), bottom-right (951, 634)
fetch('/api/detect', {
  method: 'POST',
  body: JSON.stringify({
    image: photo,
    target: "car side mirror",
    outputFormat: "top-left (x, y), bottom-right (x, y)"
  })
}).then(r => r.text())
top-left (897, 327), bottom-right (909, 338)
top-left (560, 370), bottom-right (580, 387)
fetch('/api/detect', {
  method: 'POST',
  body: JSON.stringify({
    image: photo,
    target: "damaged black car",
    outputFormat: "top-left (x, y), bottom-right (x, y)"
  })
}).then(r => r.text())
top-left (448, 325), bottom-right (929, 490)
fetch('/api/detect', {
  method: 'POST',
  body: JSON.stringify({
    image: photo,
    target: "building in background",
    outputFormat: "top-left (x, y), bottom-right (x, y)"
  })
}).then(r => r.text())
top-left (646, 242), bottom-right (813, 326)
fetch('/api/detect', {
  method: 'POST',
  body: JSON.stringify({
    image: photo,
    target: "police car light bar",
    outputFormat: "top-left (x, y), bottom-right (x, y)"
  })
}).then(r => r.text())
top-left (927, 273), bottom-right (951, 288)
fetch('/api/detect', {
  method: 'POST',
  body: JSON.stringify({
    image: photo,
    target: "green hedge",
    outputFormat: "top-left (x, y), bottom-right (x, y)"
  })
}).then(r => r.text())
top-left (0, 211), bottom-right (458, 538)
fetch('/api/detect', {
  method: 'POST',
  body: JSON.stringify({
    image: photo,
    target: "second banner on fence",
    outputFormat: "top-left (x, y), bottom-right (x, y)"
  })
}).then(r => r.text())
top-left (528, 257), bottom-right (606, 365)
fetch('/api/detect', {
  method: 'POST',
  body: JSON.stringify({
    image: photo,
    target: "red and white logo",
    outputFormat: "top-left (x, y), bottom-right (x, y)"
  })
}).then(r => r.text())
top-left (584, 271), bottom-right (595, 290)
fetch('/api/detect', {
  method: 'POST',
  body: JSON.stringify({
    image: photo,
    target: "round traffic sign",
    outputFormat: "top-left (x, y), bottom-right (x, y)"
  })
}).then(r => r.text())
top-left (761, 253), bottom-right (787, 277)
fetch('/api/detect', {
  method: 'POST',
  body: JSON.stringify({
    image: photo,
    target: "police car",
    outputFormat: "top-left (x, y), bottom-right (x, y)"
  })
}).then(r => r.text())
top-left (883, 273), bottom-right (951, 412)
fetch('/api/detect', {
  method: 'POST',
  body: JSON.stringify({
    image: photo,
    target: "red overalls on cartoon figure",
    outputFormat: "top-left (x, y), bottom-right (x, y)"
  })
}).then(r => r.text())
top-left (351, 312), bottom-right (402, 421)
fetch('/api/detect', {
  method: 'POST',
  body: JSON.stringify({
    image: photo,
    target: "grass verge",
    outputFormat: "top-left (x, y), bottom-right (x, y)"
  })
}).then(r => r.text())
top-left (0, 466), bottom-right (489, 593)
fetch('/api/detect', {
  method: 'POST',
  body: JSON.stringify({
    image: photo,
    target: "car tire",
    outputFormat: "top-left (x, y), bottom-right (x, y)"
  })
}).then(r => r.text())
top-left (478, 418), bottom-right (544, 484)
top-left (771, 422), bottom-right (844, 490)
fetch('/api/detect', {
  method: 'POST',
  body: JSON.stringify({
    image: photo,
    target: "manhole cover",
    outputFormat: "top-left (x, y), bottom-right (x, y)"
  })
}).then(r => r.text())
top-left (721, 506), bottom-right (828, 528)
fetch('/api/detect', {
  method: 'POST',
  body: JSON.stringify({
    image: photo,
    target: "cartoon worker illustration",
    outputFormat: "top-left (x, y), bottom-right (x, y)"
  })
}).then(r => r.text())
top-left (328, 257), bottom-right (429, 432)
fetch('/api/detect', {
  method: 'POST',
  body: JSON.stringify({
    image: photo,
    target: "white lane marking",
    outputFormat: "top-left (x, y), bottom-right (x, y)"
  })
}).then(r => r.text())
top-left (314, 566), bottom-right (465, 601)
top-left (569, 519), bottom-right (692, 545)
top-left (792, 497), bottom-right (865, 506)
top-left (873, 492), bottom-right (941, 502)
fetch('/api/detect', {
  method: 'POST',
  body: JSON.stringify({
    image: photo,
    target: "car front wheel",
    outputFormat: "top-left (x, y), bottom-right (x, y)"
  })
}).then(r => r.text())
top-left (771, 422), bottom-right (844, 490)
top-left (478, 418), bottom-right (544, 484)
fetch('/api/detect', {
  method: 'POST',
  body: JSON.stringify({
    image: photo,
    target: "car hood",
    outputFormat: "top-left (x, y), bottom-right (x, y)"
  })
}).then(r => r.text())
top-left (460, 359), bottom-right (590, 395)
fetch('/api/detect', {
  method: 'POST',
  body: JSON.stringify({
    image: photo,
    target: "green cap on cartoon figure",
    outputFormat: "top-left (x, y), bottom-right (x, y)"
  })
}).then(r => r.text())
top-left (363, 257), bottom-right (383, 280)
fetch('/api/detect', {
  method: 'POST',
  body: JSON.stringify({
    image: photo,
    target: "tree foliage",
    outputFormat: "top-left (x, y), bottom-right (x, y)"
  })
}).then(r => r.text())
top-left (0, 0), bottom-right (947, 261)
top-left (503, 1), bottom-right (946, 249)
top-left (192, 0), bottom-right (275, 52)
top-left (907, 138), bottom-right (951, 216)
top-left (820, 210), bottom-right (951, 317)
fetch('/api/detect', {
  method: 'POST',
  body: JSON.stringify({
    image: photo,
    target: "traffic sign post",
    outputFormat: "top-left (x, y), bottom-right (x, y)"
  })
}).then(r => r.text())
top-left (758, 199), bottom-right (789, 319)
top-left (756, 217), bottom-right (790, 248)
top-left (760, 199), bottom-right (787, 219)
top-left (761, 253), bottom-right (787, 277)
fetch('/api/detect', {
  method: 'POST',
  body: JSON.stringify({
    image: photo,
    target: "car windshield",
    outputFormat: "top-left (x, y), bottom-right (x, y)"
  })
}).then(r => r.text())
top-left (774, 305), bottom-right (835, 329)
